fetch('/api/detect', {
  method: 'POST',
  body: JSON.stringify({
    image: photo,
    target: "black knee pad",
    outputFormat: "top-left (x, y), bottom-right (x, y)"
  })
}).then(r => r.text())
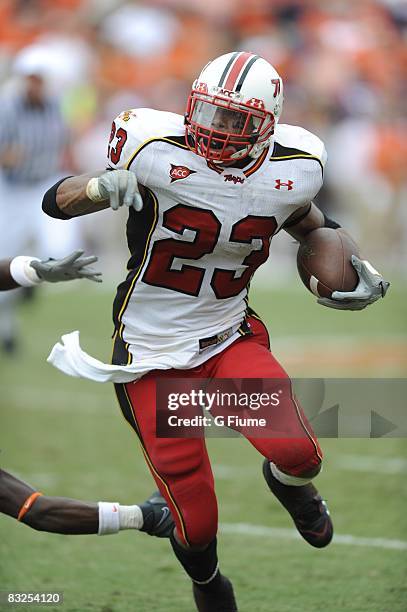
top-left (170, 531), bottom-right (219, 583)
top-left (299, 462), bottom-right (322, 480)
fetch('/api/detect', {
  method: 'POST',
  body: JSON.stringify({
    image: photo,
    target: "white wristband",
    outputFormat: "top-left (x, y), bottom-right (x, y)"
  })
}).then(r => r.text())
top-left (9, 256), bottom-right (42, 287)
top-left (86, 177), bottom-right (106, 202)
top-left (98, 501), bottom-right (120, 535)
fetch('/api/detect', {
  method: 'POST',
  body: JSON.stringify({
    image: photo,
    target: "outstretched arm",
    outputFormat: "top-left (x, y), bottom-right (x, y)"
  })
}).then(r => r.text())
top-left (0, 251), bottom-right (101, 291)
top-left (0, 258), bottom-right (19, 290)
top-left (0, 469), bottom-right (173, 537)
top-left (0, 469), bottom-right (98, 534)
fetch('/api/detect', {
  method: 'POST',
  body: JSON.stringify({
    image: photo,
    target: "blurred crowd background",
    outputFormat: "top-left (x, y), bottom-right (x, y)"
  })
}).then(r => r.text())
top-left (0, 0), bottom-right (406, 280)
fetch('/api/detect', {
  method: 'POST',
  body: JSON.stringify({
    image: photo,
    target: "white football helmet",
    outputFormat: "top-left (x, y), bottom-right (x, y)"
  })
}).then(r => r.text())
top-left (185, 51), bottom-right (283, 163)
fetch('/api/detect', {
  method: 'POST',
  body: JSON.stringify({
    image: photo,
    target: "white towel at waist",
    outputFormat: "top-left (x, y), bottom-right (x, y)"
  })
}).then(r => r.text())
top-left (47, 328), bottom-right (241, 383)
top-left (48, 330), bottom-right (176, 383)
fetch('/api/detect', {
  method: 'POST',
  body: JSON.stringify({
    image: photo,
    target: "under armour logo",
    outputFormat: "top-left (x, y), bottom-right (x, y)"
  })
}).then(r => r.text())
top-left (275, 179), bottom-right (294, 191)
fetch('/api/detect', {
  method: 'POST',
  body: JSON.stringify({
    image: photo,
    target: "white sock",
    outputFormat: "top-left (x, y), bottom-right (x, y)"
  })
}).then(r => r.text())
top-left (98, 502), bottom-right (143, 535)
top-left (269, 462), bottom-right (314, 487)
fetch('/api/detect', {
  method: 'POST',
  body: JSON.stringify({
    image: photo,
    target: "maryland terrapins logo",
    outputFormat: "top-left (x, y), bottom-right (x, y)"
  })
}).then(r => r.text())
top-left (119, 110), bottom-right (136, 122)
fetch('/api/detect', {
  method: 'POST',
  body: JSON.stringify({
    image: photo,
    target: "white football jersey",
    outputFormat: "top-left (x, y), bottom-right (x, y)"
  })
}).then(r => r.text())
top-left (108, 108), bottom-right (326, 373)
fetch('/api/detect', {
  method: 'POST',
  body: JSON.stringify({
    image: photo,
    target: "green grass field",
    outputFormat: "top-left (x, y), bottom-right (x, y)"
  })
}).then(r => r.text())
top-left (1, 282), bottom-right (406, 611)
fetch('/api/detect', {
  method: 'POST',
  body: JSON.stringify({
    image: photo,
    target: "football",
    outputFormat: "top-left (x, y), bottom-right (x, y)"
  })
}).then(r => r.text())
top-left (297, 227), bottom-right (359, 298)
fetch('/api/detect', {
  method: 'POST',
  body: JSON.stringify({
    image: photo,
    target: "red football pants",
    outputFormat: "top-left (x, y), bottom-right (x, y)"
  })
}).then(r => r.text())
top-left (114, 316), bottom-right (322, 547)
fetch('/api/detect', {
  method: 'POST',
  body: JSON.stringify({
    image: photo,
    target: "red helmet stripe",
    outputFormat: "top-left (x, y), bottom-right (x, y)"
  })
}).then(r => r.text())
top-left (217, 52), bottom-right (239, 88)
top-left (223, 52), bottom-right (256, 91)
top-left (235, 55), bottom-right (260, 91)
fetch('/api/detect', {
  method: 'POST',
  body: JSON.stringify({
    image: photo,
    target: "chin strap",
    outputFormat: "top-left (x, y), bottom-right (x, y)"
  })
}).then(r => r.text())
top-left (249, 135), bottom-right (274, 159)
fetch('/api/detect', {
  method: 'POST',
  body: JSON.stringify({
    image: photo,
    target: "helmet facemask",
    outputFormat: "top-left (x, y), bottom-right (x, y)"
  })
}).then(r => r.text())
top-left (185, 88), bottom-right (275, 164)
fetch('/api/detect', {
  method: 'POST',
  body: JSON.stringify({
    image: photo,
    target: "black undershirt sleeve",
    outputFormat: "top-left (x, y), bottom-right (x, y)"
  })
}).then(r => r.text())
top-left (282, 203), bottom-right (312, 228)
top-left (323, 213), bottom-right (341, 229)
top-left (42, 176), bottom-right (73, 220)
top-left (283, 204), bottom-right (342, 231)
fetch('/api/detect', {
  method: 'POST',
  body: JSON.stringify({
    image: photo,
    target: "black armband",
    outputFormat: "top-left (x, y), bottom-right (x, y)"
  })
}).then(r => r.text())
top-left (323, 213), bottom-right (341, 229)
top-left (42, 176), bottom-right (73, 220)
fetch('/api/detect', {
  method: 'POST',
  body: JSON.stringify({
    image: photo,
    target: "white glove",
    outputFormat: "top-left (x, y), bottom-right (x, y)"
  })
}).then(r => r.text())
top-left (86, 169), bottom-right (143, 211)
top-left (318, 255), bottom-right (390, 311)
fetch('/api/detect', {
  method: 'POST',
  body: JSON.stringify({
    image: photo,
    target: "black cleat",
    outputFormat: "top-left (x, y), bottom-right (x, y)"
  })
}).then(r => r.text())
top-left (139, 490), bottom-right (174, 538)
top-left (193, 573), bottom-right (238, 612)
top-left (263, 459), bottom-right (333, 548)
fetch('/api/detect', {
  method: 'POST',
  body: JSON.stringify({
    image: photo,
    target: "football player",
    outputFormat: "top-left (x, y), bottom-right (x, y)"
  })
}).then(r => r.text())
top-left (1, 251), bottom-right (174, 538)
top-left (42, 53), bottom-right (389, 611)
top-left (0, 469), bottom-right (173, 538)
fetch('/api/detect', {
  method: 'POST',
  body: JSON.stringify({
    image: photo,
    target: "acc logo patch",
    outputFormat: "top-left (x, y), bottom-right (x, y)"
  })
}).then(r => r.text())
top-left (170, 164), bottom-right (197, 183)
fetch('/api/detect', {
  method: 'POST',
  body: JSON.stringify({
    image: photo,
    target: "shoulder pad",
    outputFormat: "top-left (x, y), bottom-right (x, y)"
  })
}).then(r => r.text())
top-left (107, 108), bottom-right (185, 170)
top-left (273, 124), bottom-right (327, 168)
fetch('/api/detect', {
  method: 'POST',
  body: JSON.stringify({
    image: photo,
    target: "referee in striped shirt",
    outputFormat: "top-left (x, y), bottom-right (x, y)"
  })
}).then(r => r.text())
top-left (0, 49), bottom-right (82, 353)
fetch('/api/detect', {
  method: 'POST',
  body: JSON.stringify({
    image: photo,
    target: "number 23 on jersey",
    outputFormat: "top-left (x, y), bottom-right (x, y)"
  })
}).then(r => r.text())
top-left (143, 204), bottom-right (277, 299)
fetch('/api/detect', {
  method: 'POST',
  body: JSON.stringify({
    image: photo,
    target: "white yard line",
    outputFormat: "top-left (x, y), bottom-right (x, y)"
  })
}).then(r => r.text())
top-left (0, 385), bottom-right (111, 412)
top-left (213, 464), bottom-right (248, 479)
top-left (271, 334), bottom-right (407, 348)
top-left (332, 454), bottom-right (407, 474)
top-left (213, 454), bottom-right (407, 480)
top-left (4, 469), bottom-right (406, 551)
top-left (219, 523), bottom-right (407, 551)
